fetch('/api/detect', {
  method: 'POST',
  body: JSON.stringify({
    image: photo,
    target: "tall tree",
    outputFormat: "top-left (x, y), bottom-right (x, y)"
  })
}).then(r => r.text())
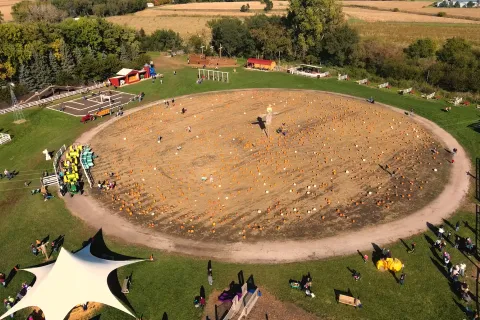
top-left (49, 51), bottom-right (60, 75)
top-left (209, 18), bottom-right (254, 57)
top-left (287, 0), bottom-right (343, 58)
top-left (31, 52), bottom-right (52, 90)
top-left (60, 43), bottom-right (75, 73)
top-left (18, 64), bottom-right (36, 91)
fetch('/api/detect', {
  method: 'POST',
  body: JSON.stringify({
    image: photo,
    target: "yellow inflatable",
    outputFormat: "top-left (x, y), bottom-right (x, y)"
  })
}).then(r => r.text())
top-left (376, 258), bottom-right (403, 272)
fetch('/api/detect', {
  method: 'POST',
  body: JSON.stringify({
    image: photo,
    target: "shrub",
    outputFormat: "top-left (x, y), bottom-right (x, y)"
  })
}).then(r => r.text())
top-left (393, 8), bottom-right (399, 12)
top-left (437, 11), bottom-right (447, 17)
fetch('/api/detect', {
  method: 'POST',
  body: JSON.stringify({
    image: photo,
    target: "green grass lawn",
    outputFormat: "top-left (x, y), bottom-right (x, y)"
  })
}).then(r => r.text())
top-left (0, 67), bottom-right (479, 320)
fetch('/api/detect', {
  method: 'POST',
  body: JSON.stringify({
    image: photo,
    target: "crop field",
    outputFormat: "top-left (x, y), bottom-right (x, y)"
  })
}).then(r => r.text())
top-left (344, 1), bottom-right (480, 21)
top-left (0, 0), bottom-right (17, 20)
top-left (107, 0), bottom-right (480, 41)
top-left (352, 21), bottom-right (480, 47)
top-left (344, 7), bottom-right (480, 23)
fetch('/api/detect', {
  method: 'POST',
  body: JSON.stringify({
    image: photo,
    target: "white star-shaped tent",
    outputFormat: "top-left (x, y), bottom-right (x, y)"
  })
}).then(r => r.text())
top-left (0, 244), bottom-right (145, 320)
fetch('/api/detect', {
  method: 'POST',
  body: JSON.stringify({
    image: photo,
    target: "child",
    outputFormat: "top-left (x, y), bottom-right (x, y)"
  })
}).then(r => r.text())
top-left (399, 273), bottom-right (406, 285)
top-left (363, 254), bottom-right (368, 263)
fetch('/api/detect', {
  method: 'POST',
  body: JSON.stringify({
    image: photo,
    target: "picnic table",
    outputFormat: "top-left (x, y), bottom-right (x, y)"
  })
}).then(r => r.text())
top-left (338, 294), bottom-right (362, 308)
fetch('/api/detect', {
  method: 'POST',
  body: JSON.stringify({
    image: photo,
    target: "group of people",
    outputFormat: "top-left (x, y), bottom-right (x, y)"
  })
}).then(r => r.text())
top-left (433, 223), bottom-right (475, 313)
top-left (163, 98), bottom-right (175, 108)
top-left (30, 236), bottom-right (64, 259)
top-left (97, 180), bottom-right (116, 191)
top-left (2, 282), bottom-right (30, 319)
top-left (0, 169), bottom-right (13, 180)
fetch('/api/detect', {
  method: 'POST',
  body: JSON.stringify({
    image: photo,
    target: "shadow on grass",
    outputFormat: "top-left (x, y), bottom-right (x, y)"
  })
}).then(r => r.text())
top-left (399, 238), bottom-right (411, 252)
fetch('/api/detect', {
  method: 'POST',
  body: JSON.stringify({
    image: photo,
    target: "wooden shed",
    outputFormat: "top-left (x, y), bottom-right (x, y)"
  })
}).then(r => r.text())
top-left (246, 58), bottom-right (276, 71)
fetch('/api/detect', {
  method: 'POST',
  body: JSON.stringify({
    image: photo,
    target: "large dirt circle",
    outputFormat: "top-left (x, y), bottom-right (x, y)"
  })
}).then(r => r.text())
top-left (90, 90), bottom-right (450, 242)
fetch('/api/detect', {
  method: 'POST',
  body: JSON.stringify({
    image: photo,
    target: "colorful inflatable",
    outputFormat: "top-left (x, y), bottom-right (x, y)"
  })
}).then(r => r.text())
top-left (376, 258), bottom-right (403, 272)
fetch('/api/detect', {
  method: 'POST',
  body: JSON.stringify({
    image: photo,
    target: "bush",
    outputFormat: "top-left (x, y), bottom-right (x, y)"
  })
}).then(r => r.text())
top-left (437, 11), bottom-right (447, 17)
top-left (393, 8), bottom-right (399, 12)
top-left (240, 4), bottom-right (250, 12)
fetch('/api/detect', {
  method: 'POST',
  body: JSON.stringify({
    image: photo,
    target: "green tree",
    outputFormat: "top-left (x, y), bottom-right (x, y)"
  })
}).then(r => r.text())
top-left (31, 52), bottom-right (52, 90)
top-left (437, 37), bottom-right (475, 68)
top-left (141, 29), bottom-right (183, 51)
top-left (264, 0), bottom-right (273, 11)
top-left (404, 38), bottom-right (436, 59)
top-left (318, 24), bottom-right (360, 66)
top-left (287, 0), bottom-right (343, 58)
top-left (247, 15), bottom-right (292, 59)
top-left (209, 17), bottom-right (254, 57)
top-left (49, 51), bottom-right (60, 75)
top-left (18, 64), bottom-right (36, 91)
top-left (60, 43), bottom-right (75, 73)
top-left (12, 0), bottom-right (67, 23)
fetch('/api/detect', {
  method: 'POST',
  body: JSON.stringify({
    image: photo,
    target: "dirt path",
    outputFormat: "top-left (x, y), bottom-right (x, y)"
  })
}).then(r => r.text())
top-left (63, 89), bottom-right (471, 264)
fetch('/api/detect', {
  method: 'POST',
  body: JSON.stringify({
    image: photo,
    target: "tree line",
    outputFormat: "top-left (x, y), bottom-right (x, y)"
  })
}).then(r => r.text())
top-left (11, 0), bottom-right (147, 21)
top-left (0, 18), bottom-right (150, 103)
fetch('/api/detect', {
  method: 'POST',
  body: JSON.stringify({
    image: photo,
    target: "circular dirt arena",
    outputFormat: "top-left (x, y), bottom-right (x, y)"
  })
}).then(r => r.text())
top-left (88, 90), bottom-right (453, 243)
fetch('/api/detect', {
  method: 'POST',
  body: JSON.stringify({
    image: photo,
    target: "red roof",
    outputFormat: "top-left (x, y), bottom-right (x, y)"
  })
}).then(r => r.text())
top-left (247, 58), bottom-right (274, 65)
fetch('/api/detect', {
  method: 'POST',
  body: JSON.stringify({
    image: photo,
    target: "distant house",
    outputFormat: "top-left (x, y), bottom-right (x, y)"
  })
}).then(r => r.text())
top-left (147, 2), bottom-right (154, 7)
top-left (434, 0), bottom-right (477, 7)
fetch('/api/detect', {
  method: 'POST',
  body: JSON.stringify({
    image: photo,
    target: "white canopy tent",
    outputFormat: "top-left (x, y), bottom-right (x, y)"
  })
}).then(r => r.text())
top-left (0, 244), bottom-right (145, 320)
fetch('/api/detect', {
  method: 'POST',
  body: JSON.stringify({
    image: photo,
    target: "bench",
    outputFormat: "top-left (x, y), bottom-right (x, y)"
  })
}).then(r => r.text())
top-left (121, 278), bottom-right (130, 294)
top-left (422, 92), bottom-right (435, 99)
top-left (399, 88), bottom-right (413, 95)
top-left (95, 109), bottom-right (111, 117)
top-left (338, 294), bottom-right (362, 307)
top-left (451, 97), bottom-right (463, 106)
top-left (378, 82), bottom-right (389, 89)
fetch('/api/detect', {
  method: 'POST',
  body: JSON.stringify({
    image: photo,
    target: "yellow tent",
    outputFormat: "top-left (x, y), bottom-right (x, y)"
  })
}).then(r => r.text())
top-left (376, 258), bottom-right (403, 272)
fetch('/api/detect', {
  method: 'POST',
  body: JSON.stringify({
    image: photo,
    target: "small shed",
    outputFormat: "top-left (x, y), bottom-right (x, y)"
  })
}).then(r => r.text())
top-left (108, 67), bottom-right (152, 87)
top-left (147, 2), bottom-right (154, 7)
top-left (246, 58), bottom-right (276, 71)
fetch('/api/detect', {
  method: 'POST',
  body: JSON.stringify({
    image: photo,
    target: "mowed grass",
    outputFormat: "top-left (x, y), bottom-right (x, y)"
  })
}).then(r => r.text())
top-left (0, 66), bottom-right (480, 319)
top-left (352, 21), bottom-right (480, 47)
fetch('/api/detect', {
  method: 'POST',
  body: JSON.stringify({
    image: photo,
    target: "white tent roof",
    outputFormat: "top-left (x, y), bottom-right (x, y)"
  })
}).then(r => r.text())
top-left (0, 244), bottom-right (144, 320)
top-left (116, 68), bottom-right (135, 76)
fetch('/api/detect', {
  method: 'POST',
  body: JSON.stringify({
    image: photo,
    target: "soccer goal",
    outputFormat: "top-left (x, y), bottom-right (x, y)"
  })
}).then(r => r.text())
top-left (198, 69), bottom-right (229, 83)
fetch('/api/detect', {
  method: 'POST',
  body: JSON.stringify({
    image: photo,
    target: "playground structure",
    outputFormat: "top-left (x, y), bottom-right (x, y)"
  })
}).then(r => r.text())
top-left (188, 54), bottom-right (237, 67)
top-left (0, 133), bottom-right (11, 145)
top-left (198, 69), bottom-right (229, 83)
top-left (376, 257), bottom-right (404, 272)
top-left (80, 145), bottom-right (95, 188)
top-left (215, 271), bottom-right (260, 320)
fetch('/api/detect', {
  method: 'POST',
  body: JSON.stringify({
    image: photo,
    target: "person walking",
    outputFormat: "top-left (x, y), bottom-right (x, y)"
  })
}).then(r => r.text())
top-left (208, 271), bottom-right (213, 286)
top-left (455, 235), bottom-right (461, 249)
top-left (399, 273), bottom-right (406, 285)
top-left (0, 273), bottom-right (5, 287)
top-left (363, 254), bottom-right (368, 264)
top-left (438, 225), bottom-right (445, 239)
top-left (456, 221), bottom-right (460, 232)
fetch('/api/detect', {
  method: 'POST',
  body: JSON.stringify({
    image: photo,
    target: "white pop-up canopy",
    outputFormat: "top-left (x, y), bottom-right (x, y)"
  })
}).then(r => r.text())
top-left (0, 244), bottom-right (144, 320)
